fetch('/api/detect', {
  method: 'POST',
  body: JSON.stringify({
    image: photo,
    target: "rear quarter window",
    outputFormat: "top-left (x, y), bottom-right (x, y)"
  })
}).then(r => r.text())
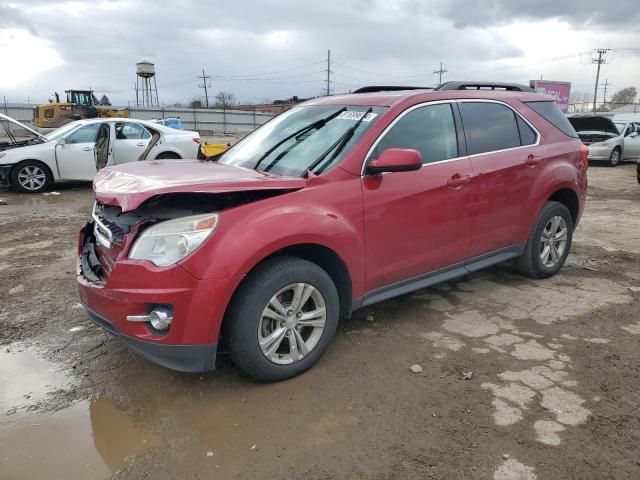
top-left (525, 101), bottom-right (578, 138)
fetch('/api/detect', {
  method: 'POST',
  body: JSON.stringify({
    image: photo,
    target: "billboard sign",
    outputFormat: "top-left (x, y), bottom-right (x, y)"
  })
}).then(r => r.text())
top-left (530, 80), bottom-right (571, 113)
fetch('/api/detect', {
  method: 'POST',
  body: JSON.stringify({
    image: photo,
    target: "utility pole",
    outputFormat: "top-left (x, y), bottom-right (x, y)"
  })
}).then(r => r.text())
top-left (591, 48), bottom-right (611, 112)
top-left (433, 62), bottom-right (448, 86)
top-left (325, 49), bottom-right (332, 96)
top-left (198, 69), bottom-right (212, 108)
top-left (602, 78), bottom-right (609, 106)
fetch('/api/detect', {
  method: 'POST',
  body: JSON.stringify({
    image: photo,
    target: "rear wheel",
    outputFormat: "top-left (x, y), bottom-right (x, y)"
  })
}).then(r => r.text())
top-left (224, 256), bottom-right (339, 382)
top-left (608, 148), bottom-right (621, 167)
top-left (155, 151), bottom-right (181, 159)
top-left (11, 161), bottom-right (52, 193)
top-left (514, 201), bottom-right (573, 279)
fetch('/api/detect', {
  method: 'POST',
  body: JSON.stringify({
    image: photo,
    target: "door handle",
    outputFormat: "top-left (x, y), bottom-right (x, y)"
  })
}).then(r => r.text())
top-left (525, 154), bottom-right (542, 167)
top-left (447, 174), bottom-right (470, 188)
top-left (83, 146), bottom-right (94, 152)
top-left (137, 142), bottom-right (146, 147)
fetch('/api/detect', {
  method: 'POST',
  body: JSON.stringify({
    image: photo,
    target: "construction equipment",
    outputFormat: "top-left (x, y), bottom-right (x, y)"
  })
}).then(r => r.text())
top-left (32, 89), bottom-right (129, 130)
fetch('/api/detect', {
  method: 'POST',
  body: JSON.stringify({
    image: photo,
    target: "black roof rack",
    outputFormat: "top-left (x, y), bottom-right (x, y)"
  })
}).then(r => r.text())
top-left (352, 85), bottom-right (434, 94)
top-left (435, 81), bottom-right (535, 92)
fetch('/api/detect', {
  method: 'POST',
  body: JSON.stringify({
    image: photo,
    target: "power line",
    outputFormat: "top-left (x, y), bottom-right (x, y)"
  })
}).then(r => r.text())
top-left (198, 69), bottom-right (211, 108)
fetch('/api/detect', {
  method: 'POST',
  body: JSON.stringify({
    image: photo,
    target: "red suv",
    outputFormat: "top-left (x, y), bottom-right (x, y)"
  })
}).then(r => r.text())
top-left (77, 83), bottom-right (588, 382)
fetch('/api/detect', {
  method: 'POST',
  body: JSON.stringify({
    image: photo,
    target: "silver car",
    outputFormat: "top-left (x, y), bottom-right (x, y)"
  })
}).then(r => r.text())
top-left (567, 115), bottom-right (640, 167)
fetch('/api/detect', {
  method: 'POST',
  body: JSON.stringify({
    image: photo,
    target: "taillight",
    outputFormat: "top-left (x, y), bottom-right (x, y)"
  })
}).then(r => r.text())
top-left (192, 137), bottom-right (201, 144)
top-left (579, 144), bottom-right (589, 170)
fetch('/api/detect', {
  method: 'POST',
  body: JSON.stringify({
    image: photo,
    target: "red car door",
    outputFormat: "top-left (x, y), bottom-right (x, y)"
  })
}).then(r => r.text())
top-left (361, 102), bottom-right (474, 294)
top-left (458, 101), bottom-right (545, 258)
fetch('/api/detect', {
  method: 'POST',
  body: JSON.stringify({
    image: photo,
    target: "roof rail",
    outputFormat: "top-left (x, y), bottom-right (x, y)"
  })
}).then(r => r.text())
top-left (352, 85), bottom-right (434, 94)
top-left (436, 81), bottom-right (534, 92)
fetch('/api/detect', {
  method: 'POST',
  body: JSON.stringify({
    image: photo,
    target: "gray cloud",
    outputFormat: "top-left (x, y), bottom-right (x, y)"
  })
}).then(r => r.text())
top-left (440, 0), bottom-right (640, 28)
top-left (1, 0), bottom-right (639, 104)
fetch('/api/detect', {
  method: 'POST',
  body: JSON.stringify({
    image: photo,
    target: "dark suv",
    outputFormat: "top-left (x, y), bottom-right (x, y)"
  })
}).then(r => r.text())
top-left (77, 82), bottom-right (588, 382)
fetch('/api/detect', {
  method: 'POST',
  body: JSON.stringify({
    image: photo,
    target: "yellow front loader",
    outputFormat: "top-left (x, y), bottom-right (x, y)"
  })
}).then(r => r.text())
top-left (32, 89), bottom-right (129, 131)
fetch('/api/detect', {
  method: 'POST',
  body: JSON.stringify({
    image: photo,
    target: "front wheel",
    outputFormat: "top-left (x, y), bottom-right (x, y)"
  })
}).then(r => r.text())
top-left (608, 148), bottom-right (621, 167)
top-left (11, 161), bottom-right (52, 193)
top-left (514, 201), bottom-right (573, 279)
top-left (224, 256), bottom-right (339, 382)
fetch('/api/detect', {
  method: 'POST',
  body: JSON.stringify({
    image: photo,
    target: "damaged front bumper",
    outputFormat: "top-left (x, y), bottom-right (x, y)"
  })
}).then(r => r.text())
top-left (76, 221), bottom-right (242, 373)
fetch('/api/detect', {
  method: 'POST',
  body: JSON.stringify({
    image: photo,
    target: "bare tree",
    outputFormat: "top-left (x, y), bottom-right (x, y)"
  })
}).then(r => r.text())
top-left (214, 92), bottom-right (236, 109)
top-left (568, 91), bottom-right (592, 113)
top-left (609, 87), bottom-right (637, 109)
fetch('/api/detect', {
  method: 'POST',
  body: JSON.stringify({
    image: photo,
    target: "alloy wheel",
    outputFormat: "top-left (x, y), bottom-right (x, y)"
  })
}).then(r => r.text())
top-left (610, 150), bottom-right (620, 166)
top-left (258, 282), bottom-right (326, 365)
top-left (540, 215), bottom-right (568, 268)
top-left (17, 165), bottom-right (47, 191)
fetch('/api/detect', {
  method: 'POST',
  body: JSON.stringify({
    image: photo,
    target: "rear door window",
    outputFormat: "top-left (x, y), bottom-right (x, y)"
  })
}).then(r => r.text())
top-left (516, 116), bottom-right (537, 146)
top-left (372, 103), bottom-right (458, 164)
top-left (459, 102), bottom-right (521, 155)
top-left (116, 122), bottom-right (151, 140)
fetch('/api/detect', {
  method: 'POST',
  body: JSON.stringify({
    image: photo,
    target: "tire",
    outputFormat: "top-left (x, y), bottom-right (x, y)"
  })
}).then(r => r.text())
top-left (608, 148), bottom-right (621, 167)
top-left (155, 151), bottom-right (181, 159)
top-left (11, 160), bottom-right (53, 193)
top-left (224, 256), bottom-right (340, 382)
top-left (514, 201), bottom-right (573, 279)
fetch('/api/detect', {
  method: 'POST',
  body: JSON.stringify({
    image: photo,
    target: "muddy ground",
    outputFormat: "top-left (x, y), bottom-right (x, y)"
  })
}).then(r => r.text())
top-left (0, 164), bottom-right (639, 480)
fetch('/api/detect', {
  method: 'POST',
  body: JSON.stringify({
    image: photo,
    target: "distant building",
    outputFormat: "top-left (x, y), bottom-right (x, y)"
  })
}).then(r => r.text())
top-left (236, 96), bottom-right (311, 114)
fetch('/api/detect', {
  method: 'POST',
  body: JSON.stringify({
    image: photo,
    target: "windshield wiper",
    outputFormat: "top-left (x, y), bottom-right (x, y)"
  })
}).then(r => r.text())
top-left (306, 107), bottom-right (373, 176)
top-left (253, 107), bottom-right (346, 171)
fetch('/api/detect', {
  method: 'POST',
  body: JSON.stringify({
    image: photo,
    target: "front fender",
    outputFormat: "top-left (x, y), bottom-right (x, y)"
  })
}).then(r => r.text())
top-left (178, 180), bottom-right (366, 297)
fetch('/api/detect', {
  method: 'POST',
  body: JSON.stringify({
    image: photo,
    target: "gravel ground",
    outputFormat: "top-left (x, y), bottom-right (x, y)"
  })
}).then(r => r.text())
top-left (0, 164), bottom-right (639, 480)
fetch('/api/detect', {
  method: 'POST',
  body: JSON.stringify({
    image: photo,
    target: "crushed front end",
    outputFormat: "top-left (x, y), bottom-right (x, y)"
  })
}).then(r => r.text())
top-left (76, 197), bottom-right (243, 372)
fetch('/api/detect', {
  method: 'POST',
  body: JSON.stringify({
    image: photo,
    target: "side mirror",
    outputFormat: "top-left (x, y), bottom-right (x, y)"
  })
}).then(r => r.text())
top-left (629, 132), bottom-right (638, 138)
top-left (366, 148), bottom-right (422, 174)
top-left (56, 137), bottom-right (66, 145)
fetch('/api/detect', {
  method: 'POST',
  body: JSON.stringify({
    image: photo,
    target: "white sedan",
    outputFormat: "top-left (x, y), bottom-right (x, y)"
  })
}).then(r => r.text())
top-left (0, 117), bottom-right (201, 193)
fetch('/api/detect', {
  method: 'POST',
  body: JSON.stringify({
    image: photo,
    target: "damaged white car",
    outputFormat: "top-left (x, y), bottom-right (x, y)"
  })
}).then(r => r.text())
top-left (0, 117), bottom-right (201, 193)
top-left (567, 114), bottom-right (640, 167)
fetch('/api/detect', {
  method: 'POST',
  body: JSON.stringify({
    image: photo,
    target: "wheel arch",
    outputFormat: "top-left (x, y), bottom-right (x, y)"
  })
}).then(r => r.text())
top-left (547, 187), bottom-right (579, 227)
top-left (221, 243), bottom-right (354, 339)
top-left (11, 159), bottom-right (55, 184)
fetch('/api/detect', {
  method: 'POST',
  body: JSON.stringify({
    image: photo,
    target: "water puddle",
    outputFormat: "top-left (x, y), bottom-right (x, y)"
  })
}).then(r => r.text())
top-left (0, 346), bottom-right (161, 479)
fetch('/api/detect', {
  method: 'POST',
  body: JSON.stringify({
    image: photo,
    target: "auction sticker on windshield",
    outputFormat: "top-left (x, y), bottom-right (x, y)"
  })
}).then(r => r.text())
top-left (336, 111), bottom-right (378, 121)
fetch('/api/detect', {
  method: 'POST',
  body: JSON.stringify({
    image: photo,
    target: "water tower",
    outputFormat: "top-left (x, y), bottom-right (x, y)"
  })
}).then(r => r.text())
top-left (135, 60), bottom-right (159, 107)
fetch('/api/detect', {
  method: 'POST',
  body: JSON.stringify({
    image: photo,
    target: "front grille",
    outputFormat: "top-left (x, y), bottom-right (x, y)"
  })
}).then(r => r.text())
top-left (92, 202), bottom-right (129, 246)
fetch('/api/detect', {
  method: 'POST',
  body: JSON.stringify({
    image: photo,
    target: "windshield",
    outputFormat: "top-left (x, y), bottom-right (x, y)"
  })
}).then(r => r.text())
top-left (614, 122), bottom-right (626, 134)
top-left (45, 122), bottom-right (84, 141)
top-left (218, 105), bottom-right (386, 177)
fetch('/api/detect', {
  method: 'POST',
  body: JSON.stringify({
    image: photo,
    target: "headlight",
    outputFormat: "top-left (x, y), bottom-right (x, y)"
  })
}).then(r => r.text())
top-left (129, 213), bottom-right (218, 266)
top-left (0, 152), bottom-right (6, 160)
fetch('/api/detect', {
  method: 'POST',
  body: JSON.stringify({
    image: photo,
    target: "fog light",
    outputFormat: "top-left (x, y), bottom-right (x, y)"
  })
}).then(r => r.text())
top-left (126, 307), bottom-right (173, 331)
top-left (149, 309), bottom-right (172, 330)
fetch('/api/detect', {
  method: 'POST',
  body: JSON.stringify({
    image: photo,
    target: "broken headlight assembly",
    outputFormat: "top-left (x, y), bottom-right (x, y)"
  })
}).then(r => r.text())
top-left (129, 213), bottom-right (219, 267)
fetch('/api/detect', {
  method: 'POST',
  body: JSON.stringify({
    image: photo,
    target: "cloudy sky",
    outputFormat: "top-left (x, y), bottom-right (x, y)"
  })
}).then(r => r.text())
top-left (1, 0), bottom-right (639, 106)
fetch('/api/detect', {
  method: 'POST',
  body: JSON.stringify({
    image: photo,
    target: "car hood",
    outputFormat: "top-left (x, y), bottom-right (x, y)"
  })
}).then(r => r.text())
top-left (0, 112), bottom-right (46, 140)
top-left (0, 140), bottom-right (53, 163)
top-left (93, 160), bottom-right (308, 212)
top-left (567, 116), bottom-right (619, 135)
